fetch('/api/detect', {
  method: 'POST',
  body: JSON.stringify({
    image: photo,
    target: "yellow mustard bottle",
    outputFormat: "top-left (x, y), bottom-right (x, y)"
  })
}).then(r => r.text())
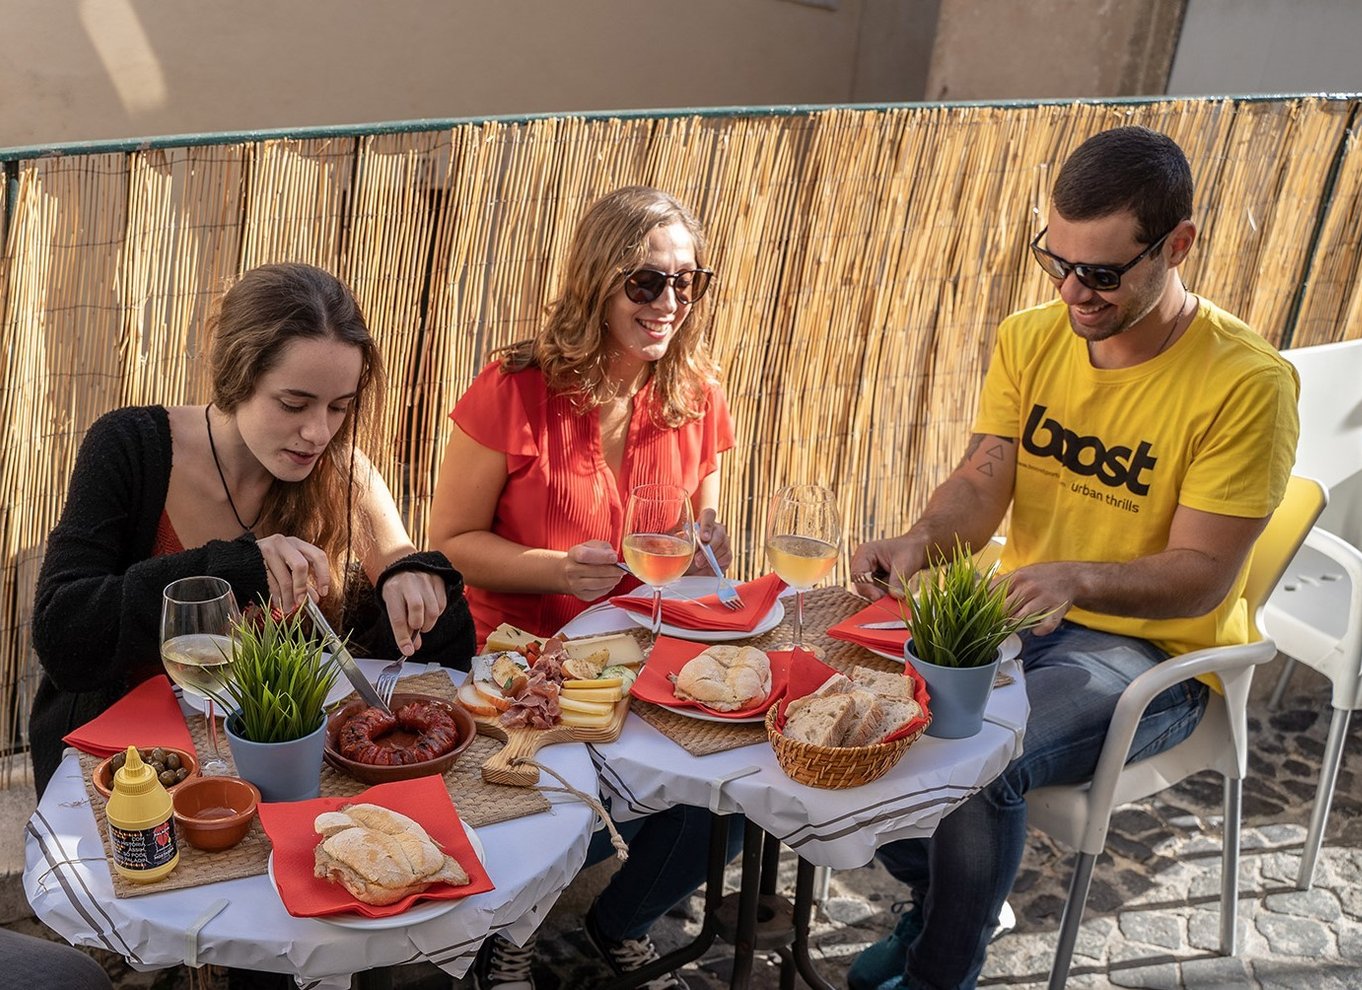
top-left (105, 745), bottom-right (179, 883)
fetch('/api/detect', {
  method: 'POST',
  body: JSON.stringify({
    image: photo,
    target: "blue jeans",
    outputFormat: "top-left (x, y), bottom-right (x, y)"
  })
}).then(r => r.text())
top-left (585, 804), bottom-right (745, 942)
top-left (876, 621), bottom-right (1209, 990)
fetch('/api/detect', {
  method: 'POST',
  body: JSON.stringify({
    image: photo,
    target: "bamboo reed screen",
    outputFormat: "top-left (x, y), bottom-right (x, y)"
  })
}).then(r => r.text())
top-left (1, 97), bottom-right (1359, 774)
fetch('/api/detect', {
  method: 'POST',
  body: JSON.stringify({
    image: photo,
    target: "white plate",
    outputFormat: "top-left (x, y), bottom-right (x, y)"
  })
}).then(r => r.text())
top-left (880, 633), bottom-right (1025, 667)
top-left (268, 818), bottom-right (485, 930)
top-left (176, 655), bottom-right (358, 716)
top-left (653, 701), bottom-right (769, 724)
top-left (621, 576), bottom-right (784, 642)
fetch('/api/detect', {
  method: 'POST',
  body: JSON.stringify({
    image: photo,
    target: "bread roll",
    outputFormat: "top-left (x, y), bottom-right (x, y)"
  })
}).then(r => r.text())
top-left (313, 803), bottom-right (469, 905)
top-left (673, 646), bottom-right (772, 712)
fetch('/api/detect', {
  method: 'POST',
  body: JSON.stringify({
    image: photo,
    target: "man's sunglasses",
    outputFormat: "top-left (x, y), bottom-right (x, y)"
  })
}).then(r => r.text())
top-left (1029, 225), bottom-right (1177, 292)
top-left (621, 268), bottom-right (714, 305)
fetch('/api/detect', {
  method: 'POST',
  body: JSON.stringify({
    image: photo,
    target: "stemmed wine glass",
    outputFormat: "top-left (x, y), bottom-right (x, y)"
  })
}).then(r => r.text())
top-left (161, 576), bottom-right (240, 776)
top-left (622, 483), bottom-right (697, 646)
top-left (765, 484), bottom-right (842, 656)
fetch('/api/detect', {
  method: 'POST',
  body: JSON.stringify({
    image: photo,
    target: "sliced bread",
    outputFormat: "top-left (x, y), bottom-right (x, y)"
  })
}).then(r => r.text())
top-left (840, 688), bottom-right (890, 747)
top-left (877, 697), bottom-right (924, 743)
top-left (850, 664), bottom-right (911, 700)
top-left (782, 694), bottom-right (857, 747)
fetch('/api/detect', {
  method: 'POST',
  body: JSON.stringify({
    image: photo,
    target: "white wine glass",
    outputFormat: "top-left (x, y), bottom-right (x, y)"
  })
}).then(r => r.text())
top-left (622, 483), bottom-right (696, 646)
top-left (161, 576), bottom-right (240, 776)
top-left (765, 484), bottom-right (842, 656)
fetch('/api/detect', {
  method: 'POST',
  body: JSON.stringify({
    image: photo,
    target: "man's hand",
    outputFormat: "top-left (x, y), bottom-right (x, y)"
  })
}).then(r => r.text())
top-left (850, 536), bottom-right (929, 601)
top-left (999, 561), bottom-right (1074, 635)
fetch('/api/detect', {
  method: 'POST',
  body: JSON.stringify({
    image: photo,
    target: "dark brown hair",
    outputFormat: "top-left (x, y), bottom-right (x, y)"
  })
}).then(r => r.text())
top-left (208, 263), bottom-right (385, 591)
top-left (1052, 126), bottom-right (1194, 243)
top-left (498, 186), bottom-right (719, 427)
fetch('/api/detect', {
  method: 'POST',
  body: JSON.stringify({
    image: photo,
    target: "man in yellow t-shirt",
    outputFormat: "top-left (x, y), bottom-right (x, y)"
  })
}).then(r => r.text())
top-left (847, 127), bottom-right (1299, 990)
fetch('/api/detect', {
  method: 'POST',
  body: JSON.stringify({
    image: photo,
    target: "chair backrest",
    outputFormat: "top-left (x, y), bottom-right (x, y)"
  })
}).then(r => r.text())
top-left (1282, 340), bottom-right (1362, 547)
top-left (1244, 474), bottom-right (1328, 620)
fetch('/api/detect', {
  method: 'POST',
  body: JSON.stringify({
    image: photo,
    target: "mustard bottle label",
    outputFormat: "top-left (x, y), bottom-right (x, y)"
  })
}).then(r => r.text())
top-left (109, 818), bottom-right (178, 873)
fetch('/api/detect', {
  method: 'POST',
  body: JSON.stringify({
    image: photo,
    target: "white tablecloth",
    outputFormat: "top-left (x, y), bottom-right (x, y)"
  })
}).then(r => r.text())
top-left (23, 662), bottom-right (599, 989)
top-left (566, 601), bottom-right (1030, 871)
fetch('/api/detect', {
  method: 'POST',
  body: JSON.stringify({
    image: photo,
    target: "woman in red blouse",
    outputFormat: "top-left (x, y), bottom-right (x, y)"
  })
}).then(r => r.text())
top-left (431, 185), bottom-right (734, 644)
top-left (431, 188), bottom-right (740, 989)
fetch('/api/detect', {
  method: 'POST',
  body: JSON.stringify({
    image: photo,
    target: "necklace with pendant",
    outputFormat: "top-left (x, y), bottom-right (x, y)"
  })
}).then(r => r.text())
top-left (204, 404), bottom-right (264, 533)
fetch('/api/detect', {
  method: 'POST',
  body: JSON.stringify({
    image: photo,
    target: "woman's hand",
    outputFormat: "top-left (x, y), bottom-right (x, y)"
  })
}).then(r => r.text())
top-left (256, 534), bottom-right (332, 612)
top-left (688, 508), bottom-right (732, 574)
top-left (381, 571), bottom-right (450, 655)
top-left (563, 539), bottom-right (626, 601)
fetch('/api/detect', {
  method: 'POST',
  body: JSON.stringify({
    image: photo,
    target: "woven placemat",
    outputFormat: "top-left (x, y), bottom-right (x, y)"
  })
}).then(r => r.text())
top-left (78, 669), bottom-right (549, 898)
top-left (628, 587), bottom-right (895, 757)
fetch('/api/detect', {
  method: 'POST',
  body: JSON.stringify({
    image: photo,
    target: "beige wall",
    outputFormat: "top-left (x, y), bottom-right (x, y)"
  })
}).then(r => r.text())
top-left (2, 0), bottom-right (936, 147)
top-left (924, 0), bottom-right (1185, 100)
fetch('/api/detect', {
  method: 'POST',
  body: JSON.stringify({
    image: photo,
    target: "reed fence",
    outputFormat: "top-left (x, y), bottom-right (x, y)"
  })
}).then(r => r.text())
top-left (1, 96), bottom-right (1359, 775)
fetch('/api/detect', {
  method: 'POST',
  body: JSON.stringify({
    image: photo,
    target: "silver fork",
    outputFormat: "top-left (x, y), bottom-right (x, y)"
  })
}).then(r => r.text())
top-left (375, 657), bottom-right (406, 706)
top-left (693, 524), bottom-right (744, 610)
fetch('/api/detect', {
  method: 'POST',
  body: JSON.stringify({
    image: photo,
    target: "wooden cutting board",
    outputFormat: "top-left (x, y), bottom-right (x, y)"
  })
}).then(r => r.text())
top-left (473, 694), bottom-right (629, 786)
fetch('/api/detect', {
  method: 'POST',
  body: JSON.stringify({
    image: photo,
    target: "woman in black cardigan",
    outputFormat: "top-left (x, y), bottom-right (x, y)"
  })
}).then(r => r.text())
top-left (30, 262), bottom-right (474, 798)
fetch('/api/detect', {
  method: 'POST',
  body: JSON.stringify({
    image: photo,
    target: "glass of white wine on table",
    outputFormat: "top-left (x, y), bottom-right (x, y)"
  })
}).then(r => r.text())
top-left (622, 483), bottom-right (697, 648)
top-left (765, 484), bottom-right (842, 657)
top-left (160, 576), bottom-right (240, 775)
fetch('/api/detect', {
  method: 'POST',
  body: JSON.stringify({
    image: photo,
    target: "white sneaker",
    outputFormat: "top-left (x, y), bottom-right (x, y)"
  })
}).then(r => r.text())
top-left (584, 906), bottom-right (686, 990)
top-left (992, 899), bottom-right (1017, 942)
top-left (472, 933), bottom-right (536, 990)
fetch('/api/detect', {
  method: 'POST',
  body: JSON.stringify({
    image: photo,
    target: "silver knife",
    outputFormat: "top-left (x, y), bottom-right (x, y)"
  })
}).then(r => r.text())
top-left (862, 620), bottom-right (908, 630)
top-left (304, 598), bottom-right (391, 714)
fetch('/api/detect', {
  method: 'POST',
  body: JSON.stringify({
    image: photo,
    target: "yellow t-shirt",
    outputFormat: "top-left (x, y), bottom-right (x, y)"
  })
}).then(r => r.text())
top-left (973, 297), bottom-right (1299, 656)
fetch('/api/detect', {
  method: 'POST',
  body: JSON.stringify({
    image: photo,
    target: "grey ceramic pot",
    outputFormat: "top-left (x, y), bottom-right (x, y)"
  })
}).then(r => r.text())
top-left (906, 641), bottom-right (1000, 739)
top-left (223, 712), bottom-right (326, 802)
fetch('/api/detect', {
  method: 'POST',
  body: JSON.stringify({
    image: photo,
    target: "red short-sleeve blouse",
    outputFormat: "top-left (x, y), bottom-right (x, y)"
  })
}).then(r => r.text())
top-left (451, 363), bottom-right (735, 641)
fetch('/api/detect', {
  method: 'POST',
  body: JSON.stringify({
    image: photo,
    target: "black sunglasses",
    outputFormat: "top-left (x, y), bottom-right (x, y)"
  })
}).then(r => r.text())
top-left (1029, 225), bottom-right (1177, 292)
top-left (620, 268), bottom-right (714, 305)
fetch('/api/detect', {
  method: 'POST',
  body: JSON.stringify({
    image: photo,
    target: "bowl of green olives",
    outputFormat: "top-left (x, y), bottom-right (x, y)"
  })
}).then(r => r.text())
top-left (92, 746), bottom-right (200, 799)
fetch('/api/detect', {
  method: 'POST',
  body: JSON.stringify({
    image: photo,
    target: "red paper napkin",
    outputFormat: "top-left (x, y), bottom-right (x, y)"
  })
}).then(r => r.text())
top-left (630, 636), bottom-right (790, 719)
top-left (256, 776), bottom-right (494, 920)
top-left (826, 597), bottom-right (912, 657)
top-left (62, 675), bottom-right (196, 758)
top-left (774, 647), bottom-right (930, 744)
top-left (610, 573), bottom-right (787, 633)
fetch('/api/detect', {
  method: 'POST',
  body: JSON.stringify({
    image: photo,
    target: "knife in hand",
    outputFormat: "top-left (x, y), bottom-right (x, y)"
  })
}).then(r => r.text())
top-left (303, 597), bottom-right (391, 714)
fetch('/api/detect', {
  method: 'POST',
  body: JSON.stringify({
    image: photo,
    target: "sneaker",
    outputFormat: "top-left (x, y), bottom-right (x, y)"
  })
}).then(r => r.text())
top-left (992, 899), bottom-right (1016, 942)
top-left (584, 905), bottom-right (687, 990)
top-left (846, 899), bottom-right (922, 990)
top-left (472, 932), bottom-right (536, 990)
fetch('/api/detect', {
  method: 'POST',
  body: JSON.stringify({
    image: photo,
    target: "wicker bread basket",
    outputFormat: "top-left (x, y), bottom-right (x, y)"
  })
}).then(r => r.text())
top-left (765, 702), bottom-right (930, 789)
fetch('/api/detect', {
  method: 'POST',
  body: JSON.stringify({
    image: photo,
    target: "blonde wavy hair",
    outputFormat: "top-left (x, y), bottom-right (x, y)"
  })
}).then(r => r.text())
top-left (498, 186), bottom-right (719, 427)
top-left (208, 263), bottom-right (385, 610)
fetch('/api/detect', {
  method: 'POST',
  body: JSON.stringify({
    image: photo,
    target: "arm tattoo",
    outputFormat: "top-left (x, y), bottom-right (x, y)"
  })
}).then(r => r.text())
top-left (961, 433), bottom-right (1014, 477)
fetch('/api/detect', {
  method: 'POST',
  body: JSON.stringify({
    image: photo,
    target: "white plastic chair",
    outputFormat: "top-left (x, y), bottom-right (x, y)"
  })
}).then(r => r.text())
top-left (1027, 475), bottom-right (1326, 990)
top-left (1264, 337), bottom-right (1362, 889)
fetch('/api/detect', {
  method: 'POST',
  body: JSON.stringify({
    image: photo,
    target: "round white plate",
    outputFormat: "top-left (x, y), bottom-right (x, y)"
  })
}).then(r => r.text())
top-left (653, 701), bottom-right (770, 724)
top-left (622, 576), bottom-right (784, 642)
top-left (176, 658), bottom-right (355, 716)
top-left (879, 633), bottom-right (1024, 667)
top-left (268, 819), bottom-right (485, 930)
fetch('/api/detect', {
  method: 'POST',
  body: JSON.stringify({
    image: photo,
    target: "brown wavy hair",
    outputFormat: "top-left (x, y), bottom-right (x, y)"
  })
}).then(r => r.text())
top-left (498, 186), bottom-right (719, 427)
top-left (208, 263), bottom-right (384, 605)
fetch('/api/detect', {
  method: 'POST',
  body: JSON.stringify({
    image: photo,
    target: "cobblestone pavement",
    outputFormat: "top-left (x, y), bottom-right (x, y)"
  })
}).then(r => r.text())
top-left (12, 665), bottom-right (1362, 989)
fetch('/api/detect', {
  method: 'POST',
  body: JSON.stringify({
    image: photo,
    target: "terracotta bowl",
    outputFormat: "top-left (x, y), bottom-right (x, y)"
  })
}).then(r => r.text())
top-left (323, 692), bottom-right (476, 785)
top-left (171, 775), bottom-right (260, 852)
top-left (92, 746), bottom-right (200, 800)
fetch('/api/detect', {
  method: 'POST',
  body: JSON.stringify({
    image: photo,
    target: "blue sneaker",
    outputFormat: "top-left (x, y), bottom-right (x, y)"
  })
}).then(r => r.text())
top-left (847, 899), bottom-right (923, 990)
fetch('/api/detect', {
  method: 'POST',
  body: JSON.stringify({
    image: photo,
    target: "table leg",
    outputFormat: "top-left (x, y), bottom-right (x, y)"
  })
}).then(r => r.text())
top-left (728, 819), bottom-right (768, 988)
top-left (352, 967), bottom-right (394, 990)
top-left (790, 857), bottom-right (836, 990)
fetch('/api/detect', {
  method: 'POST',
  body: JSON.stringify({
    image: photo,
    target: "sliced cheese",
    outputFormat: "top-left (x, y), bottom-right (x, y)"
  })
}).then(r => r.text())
top-left (558, 695), bottom-right (616, 716)
top-left (561, 709), bottom-right (615, 728)
top-left (562, 686), bottom-right (623, 704)
top-left (563, 677), bottom-right (623, 690)
top-left (485, 624), bottom-right (544, 653)
top-left (563, 633), bottom-right (645, 667)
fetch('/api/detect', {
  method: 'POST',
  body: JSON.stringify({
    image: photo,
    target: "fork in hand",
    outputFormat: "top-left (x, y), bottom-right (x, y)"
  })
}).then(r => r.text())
top-left (693, 523), bottom-right (744, 610)
top-left (375, 657), bottom-right (406, 706)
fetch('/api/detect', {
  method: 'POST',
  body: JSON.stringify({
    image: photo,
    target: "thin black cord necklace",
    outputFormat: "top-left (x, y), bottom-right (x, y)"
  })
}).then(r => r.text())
top-left (204, 404), bottom-right (263, 533)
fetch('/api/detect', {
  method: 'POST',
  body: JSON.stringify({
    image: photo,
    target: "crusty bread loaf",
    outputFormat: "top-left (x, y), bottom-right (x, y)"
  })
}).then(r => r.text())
top-left (673, 646), bottom-right (772, 712)
top-left (783, 694), bottom-right (857, 746)
top-left (313, 803), bottom-right (469, 905)
top-left (850, 665), bottom-right (911, 699)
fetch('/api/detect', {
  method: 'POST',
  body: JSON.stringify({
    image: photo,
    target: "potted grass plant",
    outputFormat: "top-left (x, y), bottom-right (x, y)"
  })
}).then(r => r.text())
top-left (211, 607), bottom-right (339, 801)
top-left (901, 541), bottom-right (1051, 738)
